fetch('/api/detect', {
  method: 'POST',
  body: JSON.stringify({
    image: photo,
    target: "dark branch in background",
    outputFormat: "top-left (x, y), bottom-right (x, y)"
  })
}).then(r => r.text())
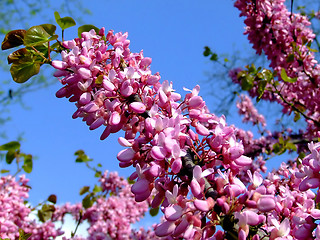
top-left (290, 0), bottom-right (294, 19)
top-left (273, 83), bottom-right (320, 128)
top-left (181, 149), bottom-right (218, 200)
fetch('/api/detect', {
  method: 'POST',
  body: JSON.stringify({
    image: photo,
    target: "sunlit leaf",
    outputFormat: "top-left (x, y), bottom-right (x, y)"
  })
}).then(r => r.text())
top-left (127, 177), bottom-right (135, 184)
top-left (280, 68), bottom-right (297, 83)
top-left (261, 69), bottom-right (273, 82)
top-left (24, 26), bottom-right (51, 47)
top-left (1, 29), bottom-right (26, 50)
top-left (0, 169), bottom-right (10, 174)
top-left (54, 11), bottom-right (61, 23)
top-left (285, 142), bottom-right (297, 152)
top-left (55, 12), bottom-right (76, 30)
top-left (40, 24), bottom-right (57, 36)
top-left (240, 74), bottom-right (254, 91)
top-left (257, 80), bottom-right (267, 101)
top-left (10, 56), bottom-right (41, 83)
top-left (95, 75), bottom-right (104, 85)
top-left (93, 185), bottom-right (102, 193)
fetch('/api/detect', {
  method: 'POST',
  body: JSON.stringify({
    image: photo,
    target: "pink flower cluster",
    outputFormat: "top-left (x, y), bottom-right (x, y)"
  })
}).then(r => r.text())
top-left (52, 27), bottom-right (319, 239)
top-left (236, 94), bottom-right (266, 127)
top-left (0, 175), bottom-right (64, 240)
top-left (0, 175), bottom-right (31, 239)
top-left (50, 25), bottom-right (320, 239)
top-left (52, 28), bottom-right (266, 238)
top-left (0, 171), bottom-right (150, 240)
top-left (296, 142), bottom-right (320, 201)
top-left (53, 171), bottom-right (149, 240)
top-left (234, 0), bottom-right (320, 138)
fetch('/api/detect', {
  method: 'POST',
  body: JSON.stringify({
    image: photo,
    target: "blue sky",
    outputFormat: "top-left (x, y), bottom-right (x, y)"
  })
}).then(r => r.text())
top-left (0, 0), bottom-right (275, 232)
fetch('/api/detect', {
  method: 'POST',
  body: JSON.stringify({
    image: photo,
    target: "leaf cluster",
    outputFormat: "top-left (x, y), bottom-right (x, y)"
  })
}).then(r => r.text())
top-left (272, 136), bottom-right (297, 155)
top-left (2, 24), bottom-right (58, 83)
top-left (1, 12), bottom-right (100, 84)
top-left (0, 141), bottom-right (33, 174)
top-left (236, 64), bottom-right (275, 101)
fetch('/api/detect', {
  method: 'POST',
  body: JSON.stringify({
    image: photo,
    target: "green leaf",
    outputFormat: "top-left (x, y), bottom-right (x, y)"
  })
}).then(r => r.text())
top-left (294, 111), bottom-right (301, 122)
top-left (94, 171), bottom-right (101, 178)
top-left (279, 137), bottom-right (284, 145)
top-left (1, 29), bottom-right (26, 50)
top-left (10, 56), bottom-right (41, 83)
top-left (280, 68), bottom-right (297, 83)
top-left (38, 204), bottom-right (55, 222)
top-left (79, 186), bottom-right (90, 195)
top-left (248, 64), bottom-right (256, 74)
top-left (93, 185), bottom-right (102, 193)
top-left (95, 75), bottom-right (104, 85)
top-left (58, 17), bottom-right (76, 30)
top-left (261, 69), bottom-right (273, 83)
top-left (5, 150), bottom-right (15, 164)
top-left (203, 46), bottom-right (211, 57)
top-left (50, 41), bottom-right (60, 50)
top-left (127, 177), bottom-right (135, 184)
top-left (75, 150), bottom-right (92, 162)
top-left (0, 169), bottom-right (10, 174)
top-left (298, 152), bottom-right (306, 161)
top-left (56, 14), bottom-right (76, 30)
top-left (47, 194), bottom-right (57, 204)
top-left (307, 46), bottom-right (318, 52)
top-left (286, 53), bottom-right (295, 63)
top-left (22, 154), bottom-right (33, 173)
top-left (40, 24), bottom-right (57, 36)
top-left (285, 142), bottom-right (297, 152)
top-left (54, 11), bottom-right (61, 23)
top-left (257, 80), bottom-right (267, 101)
top-left (241, 74), bottom-right (254, 91)
top-left (24, 26), bottom-right (51, 47)
top-left (210, 53), bottom-right (218, 61)
top-left (0, 141), bottom-right (20, 151)
top-left (18, 229), bottom-right (32, 240)
top-left (82, 194), bottom-right (94, 209)
top-left (272, 143), bottom-right (281, 154)
top-left (149, 207), bottom-right (159, 217)
top-left (78, 25), bottom-right (99, 38)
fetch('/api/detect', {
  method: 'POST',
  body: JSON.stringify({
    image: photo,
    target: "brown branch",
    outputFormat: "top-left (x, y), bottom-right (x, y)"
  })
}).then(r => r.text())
top-left (180, 149), bottom-right (218, 200)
